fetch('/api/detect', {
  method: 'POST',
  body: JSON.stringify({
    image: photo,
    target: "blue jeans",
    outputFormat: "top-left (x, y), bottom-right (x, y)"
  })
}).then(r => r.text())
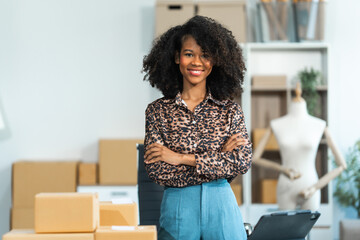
top-left (158, 179), bottom-right (247, 240)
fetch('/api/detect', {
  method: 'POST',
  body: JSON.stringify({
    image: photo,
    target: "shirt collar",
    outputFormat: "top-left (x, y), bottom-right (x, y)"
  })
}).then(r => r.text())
top-left (174, 92), bottom-right (227, 106)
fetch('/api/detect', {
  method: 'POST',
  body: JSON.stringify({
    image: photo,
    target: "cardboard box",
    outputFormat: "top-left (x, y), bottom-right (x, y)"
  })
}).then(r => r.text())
top-left (252, 75), bottom-right (287, 88)
top-left (2, 229), bottom-right (94, 240)
top-left (155, 0), bottom-right (194, 37)
top-left (78, 163), bottom-right (97, 185)
top-left (95, 226), bottom-right (157, 240)
top-left (260, 179), bottom-right (278, 204)
top-left (197, 0), bottom-right (247, 43)
top-left (99, 139), bottom-right (143, 185)
top-left (35, 193), bottom-right (99, 233)
top-left (230, 183), bottom-right (242, 205)
top-left (12, 161), bottom-right (78, 208)
top-left (11, 208), bottom-right (34, 229)
top-left (100, 201), bottom-right (138, 226)
top-left (253, 128), bottom-right (279, 151)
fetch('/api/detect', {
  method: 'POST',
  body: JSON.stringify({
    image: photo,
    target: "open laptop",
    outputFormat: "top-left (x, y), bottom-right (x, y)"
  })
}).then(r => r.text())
top-left (247, 210), bottom-right (321, 240)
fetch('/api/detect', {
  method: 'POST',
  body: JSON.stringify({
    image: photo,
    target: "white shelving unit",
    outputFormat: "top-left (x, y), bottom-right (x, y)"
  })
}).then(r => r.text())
top-left (239, 42), bottom-right (332, 239)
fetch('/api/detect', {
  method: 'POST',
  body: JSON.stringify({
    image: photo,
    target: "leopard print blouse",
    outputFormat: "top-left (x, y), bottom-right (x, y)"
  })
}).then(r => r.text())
top-left (144, 92), bottom-right (252, 187)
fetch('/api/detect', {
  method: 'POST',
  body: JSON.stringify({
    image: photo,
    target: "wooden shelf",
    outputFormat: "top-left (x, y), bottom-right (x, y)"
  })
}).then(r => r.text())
top-left (251, 85), bottom-right (328, 92)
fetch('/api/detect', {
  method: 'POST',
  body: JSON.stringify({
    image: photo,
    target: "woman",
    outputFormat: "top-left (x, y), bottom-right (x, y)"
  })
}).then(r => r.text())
top-left (142, 16), bottom-right (252, 240)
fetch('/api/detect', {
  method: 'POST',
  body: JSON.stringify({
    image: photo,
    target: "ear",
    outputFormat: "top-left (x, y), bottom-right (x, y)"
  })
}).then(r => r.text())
top-left (175, 52), bottom-right (180, 64)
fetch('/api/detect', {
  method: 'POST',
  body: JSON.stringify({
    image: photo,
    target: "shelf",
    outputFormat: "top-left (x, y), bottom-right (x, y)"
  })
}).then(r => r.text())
top-left (240, 43), bottom-right (331, 234)
top-left (251, 85), bottom-right (328, 92)
top-left (245, 42), bottom-right (329, 51)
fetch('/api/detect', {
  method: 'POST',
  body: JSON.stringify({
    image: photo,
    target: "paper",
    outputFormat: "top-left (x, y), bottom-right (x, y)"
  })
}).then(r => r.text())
top-left (111, 197), bottom-right (133, 204)
top-left (111, 226), bottom-right (136, 231)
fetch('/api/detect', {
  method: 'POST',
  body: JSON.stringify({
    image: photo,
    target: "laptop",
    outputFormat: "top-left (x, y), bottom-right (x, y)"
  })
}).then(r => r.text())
top-left (247, 210), bottom-right (321, 240)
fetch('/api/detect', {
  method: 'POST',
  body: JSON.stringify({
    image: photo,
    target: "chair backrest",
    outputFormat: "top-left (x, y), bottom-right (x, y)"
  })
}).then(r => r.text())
top-left (137, 144), bottom-right (164, 229)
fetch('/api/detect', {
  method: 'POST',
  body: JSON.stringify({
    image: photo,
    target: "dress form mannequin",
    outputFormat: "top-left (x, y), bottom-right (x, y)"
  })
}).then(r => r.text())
top-left (253, 83), bottom-right (347, 210)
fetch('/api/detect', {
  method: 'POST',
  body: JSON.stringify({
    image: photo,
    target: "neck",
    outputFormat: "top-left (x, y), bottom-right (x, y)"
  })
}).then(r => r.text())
top-left (181, 82), bottom-right (207, 101)
top-left (288, 100), bottom-right (309, 117)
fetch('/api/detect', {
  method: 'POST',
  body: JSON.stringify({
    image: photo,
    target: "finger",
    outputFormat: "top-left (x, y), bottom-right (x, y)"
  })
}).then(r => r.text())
top-left (228, 133), bottom-right (241, 142)
top-left (236, 138), bottom-right (249, 145)
top-left (144, 146), bottom-right (162, 158)
top-left (145, 151), bottom-right (162, 161)
top-left (227, 137), bottom-right (247, 148)
top-left (145, 156), bottom-right (162, 164)
top-left (225, 141), bottom-right (238, 151)
top-left (226, 139), bottom-right (248, 151)
top-left (145, 143), bottom-right (163, 152)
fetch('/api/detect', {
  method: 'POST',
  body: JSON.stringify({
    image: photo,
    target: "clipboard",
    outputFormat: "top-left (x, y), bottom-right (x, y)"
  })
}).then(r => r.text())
top-left (248, 210), bottom-right (320, 240)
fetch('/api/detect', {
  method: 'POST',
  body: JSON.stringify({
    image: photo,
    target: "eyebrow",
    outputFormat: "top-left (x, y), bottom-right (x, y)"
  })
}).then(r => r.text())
top-left (183, 49), bottom-right (193, 52)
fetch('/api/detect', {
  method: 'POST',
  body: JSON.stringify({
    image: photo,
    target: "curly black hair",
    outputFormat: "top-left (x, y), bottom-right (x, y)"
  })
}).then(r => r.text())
top-left (142, 15), bottom-right (246, 100)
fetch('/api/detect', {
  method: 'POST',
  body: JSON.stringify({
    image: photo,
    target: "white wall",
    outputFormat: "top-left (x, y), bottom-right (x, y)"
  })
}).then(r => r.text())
top-left (0, 0), bottom-right (159, 235)
top-left (0, 0), bottom-right (359, 238)
top-left (326, 0), bottom-right (360, 239)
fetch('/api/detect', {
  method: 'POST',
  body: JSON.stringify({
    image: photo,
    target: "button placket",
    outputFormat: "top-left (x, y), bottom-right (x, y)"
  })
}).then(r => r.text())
top-left (192, 114), bottom-right (198, 149)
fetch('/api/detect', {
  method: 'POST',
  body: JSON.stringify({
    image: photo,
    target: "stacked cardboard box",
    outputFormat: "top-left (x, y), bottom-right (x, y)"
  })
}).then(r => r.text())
top-left (253, 128), bottom-right (279, 151)
top-left (96, 226), bottom-right (157, 240)
top-left (3, 192), bottom-right (157, 240)
top-left (155, 0), bottom-right (247, 43)
top-left (252, 75), bottom-right (287, 88)
top-left (11, 161), bottom-right (78, 229)
top-left (100, 201), bottom-right (138, 226)
top-left (35, 193), bottom-right (99, 233)
top-left (78, 163), bottom-right (98, 185)
top-left (3, 230), bottom-right (94, 240)
top-left (261, 179), bottom-right (278, 204)
top-left (99, 139), bottom-right (143, 185)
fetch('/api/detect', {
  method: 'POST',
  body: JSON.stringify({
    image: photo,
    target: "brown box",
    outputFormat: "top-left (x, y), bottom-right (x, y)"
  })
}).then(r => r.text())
top-left (253, 128), bottom-right (279, 151)
top-left (100, 202), bottom-right (138, 226)
top-left (12, 161), bottom-right (78, 208)
top-left (230, 183), bottom-right (242, 205)
top-left (78, 163), bottom-right (97, 185)
top-left (260, 179), bottom-right (278, 204)
top-left (99, 139), bottom-right (143, 185)
top-left (11, 208), bottom-right (34, 229)
top-left (155, 0), bottom-right (194, 37)
top-left (197, 0), bottom-right (247, 43)
top-left (252, 75), bottom-right (287, 88)
top-left (2, 229), bottom-right (94, 240)
top-left (95, 226), bottom-right (157, 240)
top-left (34, 193), bottom-right (99, 233)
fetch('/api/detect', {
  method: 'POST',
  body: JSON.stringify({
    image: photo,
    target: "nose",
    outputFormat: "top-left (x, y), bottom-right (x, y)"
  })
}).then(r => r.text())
top-left (191, 56), bottom-right (202, 66)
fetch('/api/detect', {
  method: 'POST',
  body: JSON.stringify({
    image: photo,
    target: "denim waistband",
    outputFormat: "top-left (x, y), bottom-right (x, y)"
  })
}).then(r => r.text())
top-left (164, 179), bottom-right (228, 190)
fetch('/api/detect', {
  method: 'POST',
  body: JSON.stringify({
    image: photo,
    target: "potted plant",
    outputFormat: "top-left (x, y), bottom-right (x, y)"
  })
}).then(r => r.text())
top-left (298, 67), bottom-right (321, 116)
top-left (333, 140), bottom-right (360, 217)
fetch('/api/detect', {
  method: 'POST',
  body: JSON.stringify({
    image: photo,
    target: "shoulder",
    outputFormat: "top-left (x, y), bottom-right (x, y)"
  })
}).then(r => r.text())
top-left (221, 100), bottom-right (244, 114)
top-left (146, 97), bottom-right (175, 113)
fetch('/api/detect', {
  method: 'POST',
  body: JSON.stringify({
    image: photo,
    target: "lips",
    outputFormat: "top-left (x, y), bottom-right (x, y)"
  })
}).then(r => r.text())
top-left (188, 69), bottom-right (204, 76)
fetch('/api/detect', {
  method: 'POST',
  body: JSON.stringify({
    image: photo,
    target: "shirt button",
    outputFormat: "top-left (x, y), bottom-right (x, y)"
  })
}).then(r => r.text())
top-left (193, 143), bottom-right (197, 148)
top-left (192, 120), bottom-right (196, 124)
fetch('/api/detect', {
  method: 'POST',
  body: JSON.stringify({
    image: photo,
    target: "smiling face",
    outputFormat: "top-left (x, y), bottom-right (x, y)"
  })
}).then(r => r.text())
top-left (175, 35), bottom-right (213, 89)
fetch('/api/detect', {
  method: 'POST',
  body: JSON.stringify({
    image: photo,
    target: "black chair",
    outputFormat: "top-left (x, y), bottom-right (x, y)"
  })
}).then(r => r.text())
top-left (137, 144), bottom-right (164, 229)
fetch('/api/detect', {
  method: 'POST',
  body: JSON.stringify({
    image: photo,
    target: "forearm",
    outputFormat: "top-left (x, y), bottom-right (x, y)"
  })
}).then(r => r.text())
top-left (180, 154), bottom-right (196, 166)
top-left (195, 144), bottom-right (252, 179)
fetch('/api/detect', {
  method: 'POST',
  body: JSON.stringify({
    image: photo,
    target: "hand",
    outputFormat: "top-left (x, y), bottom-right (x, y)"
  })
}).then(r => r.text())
top-left (144, 143), bottom-right (181, 166)
top-left (299, 186), bottom-right (316, 199)
top-left (287, 168), bottom-right (302, 180)
top-left (222, 133), bottom-right (249, 152)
